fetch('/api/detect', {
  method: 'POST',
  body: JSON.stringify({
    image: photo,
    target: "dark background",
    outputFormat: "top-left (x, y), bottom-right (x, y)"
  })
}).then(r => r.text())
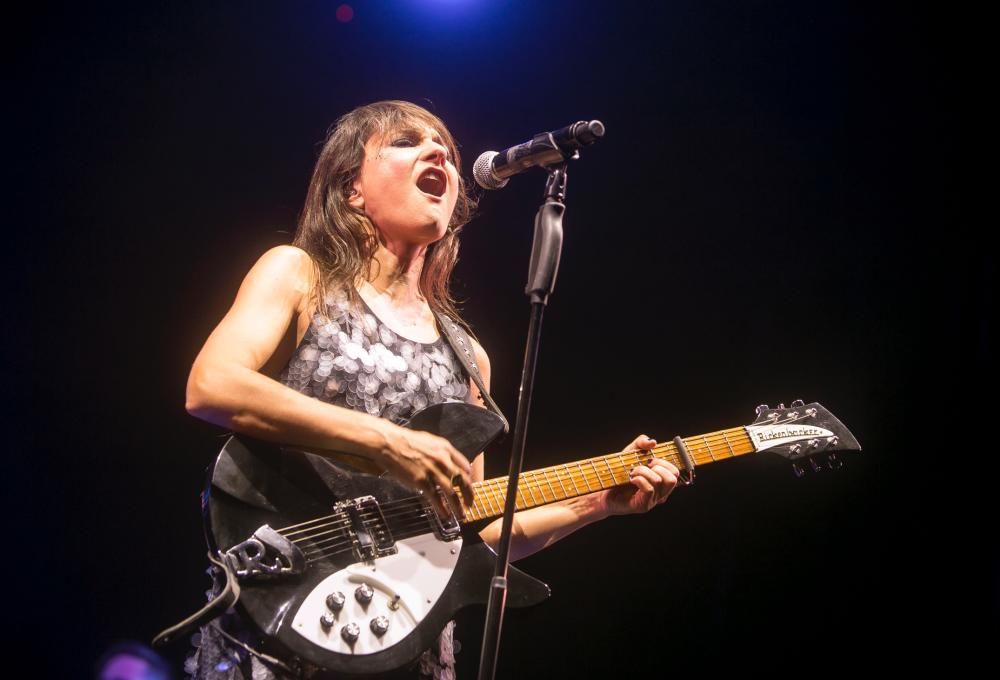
top-left (10, 1), bottom-right (990, 677)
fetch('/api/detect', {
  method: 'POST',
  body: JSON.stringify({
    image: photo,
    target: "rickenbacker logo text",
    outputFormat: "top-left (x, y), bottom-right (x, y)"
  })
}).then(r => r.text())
top-left (746, 424), bottom-right (833, 451)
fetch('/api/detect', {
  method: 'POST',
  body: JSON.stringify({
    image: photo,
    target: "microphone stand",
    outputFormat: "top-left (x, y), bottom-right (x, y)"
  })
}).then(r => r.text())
top-left (477, 162), bottom-right (569, 680)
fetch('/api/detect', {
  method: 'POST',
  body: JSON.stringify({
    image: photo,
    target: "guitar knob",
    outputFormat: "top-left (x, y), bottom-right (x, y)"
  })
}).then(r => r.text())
top-left (370, 615), bottom-right (390, 637)
top-left (326, 592), bottom-right (346, 611)
top-left (319, 613), bottom-right (335, 630)
top-left (755, 404), bottom-right (770, 417)
top-left (827, 436), bottom-right (839, 447)
top-left (778, 403), bottom-right (785, 410)
top-left (789, 444), bottom-right (802, 456)
top-left (341, 622), bottom-right (361, 643)
top-left (792, 462), bottom-right (805, 478)
top-left (791, 399), bottom-right (805, 408)
top-left (808, 438), bottom-right (821, 449)
top-left (355, 584), bottom-right (374, 604)
top-left (809, 458), bottom-right (822, 473)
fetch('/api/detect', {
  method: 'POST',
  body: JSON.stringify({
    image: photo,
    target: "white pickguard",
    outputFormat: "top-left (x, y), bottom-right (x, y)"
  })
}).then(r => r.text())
top-left (290, 531), bottom-right (462, 655)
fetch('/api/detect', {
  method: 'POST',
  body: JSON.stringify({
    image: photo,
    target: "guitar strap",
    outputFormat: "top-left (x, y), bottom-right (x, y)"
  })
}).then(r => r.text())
top-left (152, 551), bottom-right (240, 648)
top-left (433, 310), bottom-right (510, 434)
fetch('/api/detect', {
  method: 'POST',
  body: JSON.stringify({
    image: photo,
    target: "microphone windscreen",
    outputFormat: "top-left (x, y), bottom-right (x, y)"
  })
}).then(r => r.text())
top-left (472, 151), bottom-right (508, 190)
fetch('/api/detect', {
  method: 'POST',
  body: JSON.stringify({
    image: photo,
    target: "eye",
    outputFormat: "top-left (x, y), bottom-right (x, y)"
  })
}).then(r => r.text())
top-left (391, 137), bottom-right (415, 147)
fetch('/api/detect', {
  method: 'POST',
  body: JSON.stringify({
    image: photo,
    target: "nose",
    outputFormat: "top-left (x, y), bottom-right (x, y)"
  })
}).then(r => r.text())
top-left (421, 138), bottom-right (449, 165)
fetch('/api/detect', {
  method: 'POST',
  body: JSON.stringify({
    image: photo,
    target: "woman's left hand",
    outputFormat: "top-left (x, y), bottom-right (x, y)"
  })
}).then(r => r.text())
top-left (600, 435), bottom-right (680, 516)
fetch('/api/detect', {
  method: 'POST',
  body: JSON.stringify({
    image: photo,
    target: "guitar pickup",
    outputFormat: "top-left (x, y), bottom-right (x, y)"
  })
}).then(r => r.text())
top-left (334, 496), bottom-right (398, 562)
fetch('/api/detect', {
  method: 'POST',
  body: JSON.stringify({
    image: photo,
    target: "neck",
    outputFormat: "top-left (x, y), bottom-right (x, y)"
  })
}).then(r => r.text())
top-left (366, 241), bottom-right (428, 305)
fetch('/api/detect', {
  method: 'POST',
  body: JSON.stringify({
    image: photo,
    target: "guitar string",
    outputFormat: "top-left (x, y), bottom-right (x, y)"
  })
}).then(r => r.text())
top-left (282, 432), bottom-right (754, 544)
top-left (277, 429), bottom-right (741, 536)
top-left (298, 427), bottom-right (825, 561)
top-left (303, 523), bottom-right (451, 563)
top-left (286, 443), bottom-right (718, 545)
top-left (300, 516), bottom-right (442, 561)
top-left (279, 413), bottom-right (817, 544)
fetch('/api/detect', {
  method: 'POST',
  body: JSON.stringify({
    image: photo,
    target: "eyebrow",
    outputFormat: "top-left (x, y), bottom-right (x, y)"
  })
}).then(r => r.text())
top-left (392, 125), bottom-right (445, 145)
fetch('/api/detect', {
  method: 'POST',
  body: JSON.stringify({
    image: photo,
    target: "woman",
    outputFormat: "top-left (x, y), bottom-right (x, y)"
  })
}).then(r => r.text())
top-left (185, 101), bottom-right (680, 679)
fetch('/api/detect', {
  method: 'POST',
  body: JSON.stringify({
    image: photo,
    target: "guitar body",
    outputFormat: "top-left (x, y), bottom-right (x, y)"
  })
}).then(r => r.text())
top-left (197, 398), bottom-right (860, 677)
top-left (203, 402), bottom-right (550, 676)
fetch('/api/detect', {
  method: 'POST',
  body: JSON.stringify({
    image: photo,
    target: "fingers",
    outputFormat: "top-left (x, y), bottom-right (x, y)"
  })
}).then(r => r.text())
top-left (385, 427), bottom-right (474, 521)
top-left (622, 434), bottom-right (658, 453)
top-left (448, 447), bottom-right (475, 509)
top-left (628, 457), bottom-right (680, 508)
top-left (423, 433), bottom-right (473, 520)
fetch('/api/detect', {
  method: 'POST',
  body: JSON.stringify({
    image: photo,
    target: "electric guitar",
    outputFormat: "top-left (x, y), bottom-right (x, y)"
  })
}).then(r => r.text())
top-left (197, 400), bottom-right (859, 676)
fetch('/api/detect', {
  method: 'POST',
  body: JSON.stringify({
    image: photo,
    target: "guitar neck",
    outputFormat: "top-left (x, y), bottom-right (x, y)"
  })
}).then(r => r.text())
top-left (462, 426), bottom-right (755, 522)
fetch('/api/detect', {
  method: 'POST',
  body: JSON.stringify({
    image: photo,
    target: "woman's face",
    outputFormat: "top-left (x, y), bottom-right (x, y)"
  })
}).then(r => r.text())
top-left (348, 122), bottom-right (460, 247)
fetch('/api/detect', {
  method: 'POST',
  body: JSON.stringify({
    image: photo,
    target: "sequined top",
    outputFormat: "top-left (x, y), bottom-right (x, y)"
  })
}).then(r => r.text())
top-left (187, 290), bottom-right (468, 680)
top-left (279, 291), bottom-right (469, 421)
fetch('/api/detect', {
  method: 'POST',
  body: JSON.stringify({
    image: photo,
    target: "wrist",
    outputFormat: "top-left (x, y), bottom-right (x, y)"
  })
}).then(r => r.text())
top-left (572, 491), bottom-right (612, 523)
top-left (350, 413), bottom-right (400, 462)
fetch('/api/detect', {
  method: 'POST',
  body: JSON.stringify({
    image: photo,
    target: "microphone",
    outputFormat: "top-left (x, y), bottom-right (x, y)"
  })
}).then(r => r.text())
top-left (473, 120), bottom-right (605, 190)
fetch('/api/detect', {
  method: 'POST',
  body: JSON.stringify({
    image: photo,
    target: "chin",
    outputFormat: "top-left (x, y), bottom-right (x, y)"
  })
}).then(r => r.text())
top-left (423, 221), bottom-right (450, 244)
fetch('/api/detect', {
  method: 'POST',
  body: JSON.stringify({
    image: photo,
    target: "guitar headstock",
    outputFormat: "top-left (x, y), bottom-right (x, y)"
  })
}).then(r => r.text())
top-left (745, 400), bottom-right (862, 477)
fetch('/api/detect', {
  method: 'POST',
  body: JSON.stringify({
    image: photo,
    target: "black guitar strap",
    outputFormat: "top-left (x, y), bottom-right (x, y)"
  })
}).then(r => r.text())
top-left (433, 310), bottom-right (509, 433)
top-left (152, 551), bottom-right (240, 648)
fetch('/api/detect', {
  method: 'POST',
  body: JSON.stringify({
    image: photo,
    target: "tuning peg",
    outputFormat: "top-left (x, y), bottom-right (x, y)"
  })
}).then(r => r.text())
top-left (755, 404), bottom-right (770, 417)
top-left (791, 399), bottom-right (805, 408)
top-left (809, 458), bottom-right (823, 473)
top-left (792, 462), bottom-right (805, 478)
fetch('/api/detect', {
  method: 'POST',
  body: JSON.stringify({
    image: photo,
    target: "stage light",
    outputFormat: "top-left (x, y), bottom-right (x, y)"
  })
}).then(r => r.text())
top-left (336, 3), bottom-right (354, 23)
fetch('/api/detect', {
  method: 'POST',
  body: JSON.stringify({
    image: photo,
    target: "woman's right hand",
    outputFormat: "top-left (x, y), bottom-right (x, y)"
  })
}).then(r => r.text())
top-left (375, 424), bottom-right (475, 521)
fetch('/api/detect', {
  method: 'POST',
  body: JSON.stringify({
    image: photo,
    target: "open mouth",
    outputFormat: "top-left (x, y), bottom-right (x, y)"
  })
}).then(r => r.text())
top-left (416, 168), bottom-right (447, 198)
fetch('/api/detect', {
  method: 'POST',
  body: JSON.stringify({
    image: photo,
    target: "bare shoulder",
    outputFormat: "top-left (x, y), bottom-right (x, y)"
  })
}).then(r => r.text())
top-left (237, 245), bottom-right (315, 308)
top-left (250, 245), bottom-right (314, 287)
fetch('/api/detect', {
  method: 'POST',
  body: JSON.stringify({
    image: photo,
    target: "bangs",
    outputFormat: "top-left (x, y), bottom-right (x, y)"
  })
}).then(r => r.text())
top-left (364, 103), bottom-right (461, 167)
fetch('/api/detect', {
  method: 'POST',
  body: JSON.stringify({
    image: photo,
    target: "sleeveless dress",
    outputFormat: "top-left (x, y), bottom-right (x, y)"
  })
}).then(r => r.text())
top-left (186, 291), bottom-right (471, 680)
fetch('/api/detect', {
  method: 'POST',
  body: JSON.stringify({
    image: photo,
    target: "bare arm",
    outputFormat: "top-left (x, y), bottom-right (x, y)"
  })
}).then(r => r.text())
top-left (186, 246), bottom-right (474, 517)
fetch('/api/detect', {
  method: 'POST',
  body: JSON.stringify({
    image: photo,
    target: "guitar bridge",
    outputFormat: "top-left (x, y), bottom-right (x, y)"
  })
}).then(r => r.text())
top-left (335, 496), bottom-right (398, 561)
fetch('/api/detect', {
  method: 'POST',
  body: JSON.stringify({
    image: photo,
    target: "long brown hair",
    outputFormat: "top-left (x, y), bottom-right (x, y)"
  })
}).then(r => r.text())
top-left (293, 101), bottom-right (477, 324)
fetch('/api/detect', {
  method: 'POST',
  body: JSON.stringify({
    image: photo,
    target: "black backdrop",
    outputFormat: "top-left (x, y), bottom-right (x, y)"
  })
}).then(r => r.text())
top-left (10, 1), bottom-right (990, 677)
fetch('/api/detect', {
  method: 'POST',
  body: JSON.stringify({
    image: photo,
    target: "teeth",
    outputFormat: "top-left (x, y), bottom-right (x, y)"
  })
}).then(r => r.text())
top-left (417, 170), bottom-right (446, 197)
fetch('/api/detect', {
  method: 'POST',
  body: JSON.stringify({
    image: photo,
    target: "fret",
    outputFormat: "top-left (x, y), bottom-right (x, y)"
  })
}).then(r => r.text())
top-left (516, 481), bottom-right (528, 510)
top-left (481, 483), bottom-right (499, 516)
top-left (490, 479), bottom-right (507, 512)
top-left (551, 467), bottom-right (570, 498)
top-left (577, 462), bottom-right (593, 492)
top-left (702, 435), bottom-right (716, 462)
top-left (472, 486), bottom-right (487, 519)
top-left (563, 464), bottom-right (583, 496)
top-left (616, 453), bottom-right (631, 479)
top-left (603, 457), bottom-right (618, 485)
top-left (541, 469), bottom-right (559, 500)
top-left (465, 492), bottom-right (482, 520)
top-left (588, 460), bottom-right (606, 489)
top-left (524, 473), bottom-right (542, 506)
top-left (721, 430), bottom-right (736, 458)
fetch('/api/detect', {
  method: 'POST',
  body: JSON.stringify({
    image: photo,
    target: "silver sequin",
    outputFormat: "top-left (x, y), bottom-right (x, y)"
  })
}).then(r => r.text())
top-left (277, 293), bottom-right (469, 425)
